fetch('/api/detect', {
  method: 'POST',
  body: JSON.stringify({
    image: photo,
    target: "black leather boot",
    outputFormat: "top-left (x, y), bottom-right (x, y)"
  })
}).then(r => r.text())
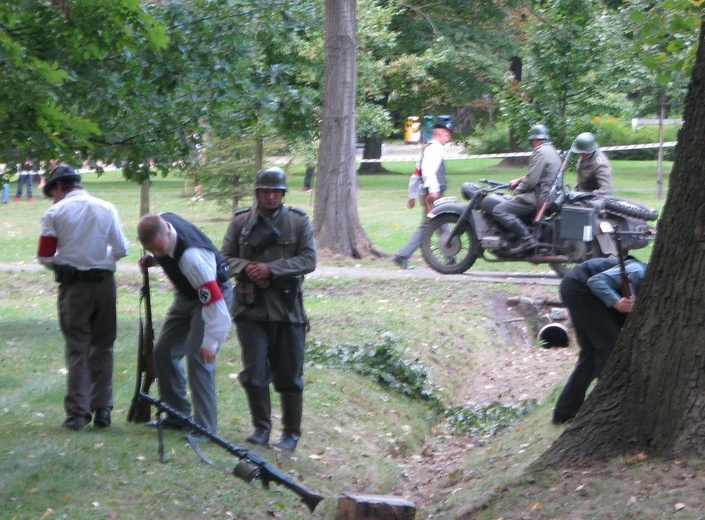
top-left (273, 392), bottom-right (302, 452)
top-left (507, 222), bottom-right (536, 254)
top-left (244, 386), bottom-right (271, 446)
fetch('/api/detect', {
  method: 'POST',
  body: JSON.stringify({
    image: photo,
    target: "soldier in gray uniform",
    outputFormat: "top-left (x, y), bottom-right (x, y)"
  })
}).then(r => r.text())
top-left (573, 132), bottom-right (613, 195)
top-left (221, 167), bottom-right (317, 452)
top-left (492, 124), bottom-right (563, 254)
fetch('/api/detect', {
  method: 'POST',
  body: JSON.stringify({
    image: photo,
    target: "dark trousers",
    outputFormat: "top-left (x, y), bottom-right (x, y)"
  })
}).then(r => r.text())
top-left (58, 274), bottom-right (116, 426)
top-left (492, 197), bottom-right (536, 236)
top-left (553, 275), bottom-right (626, 422)
top-left (15, 174), bottom-right (34, 199)
top-left (236, 319), bottom-right (305, 394)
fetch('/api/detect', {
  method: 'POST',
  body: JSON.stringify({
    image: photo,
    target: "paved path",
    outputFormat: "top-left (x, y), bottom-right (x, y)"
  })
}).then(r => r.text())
top-left (1, 261), bottom-right (561, 286)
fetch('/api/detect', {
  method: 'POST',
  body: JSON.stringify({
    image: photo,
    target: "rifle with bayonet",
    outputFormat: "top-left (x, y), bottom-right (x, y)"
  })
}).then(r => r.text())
top-left (127, 265), bottom-right (156, 423)
top-left (138, 392), bottom-right (324, 513)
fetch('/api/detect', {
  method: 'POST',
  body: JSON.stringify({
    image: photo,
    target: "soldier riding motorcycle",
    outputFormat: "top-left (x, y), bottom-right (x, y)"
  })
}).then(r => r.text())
top-left (419, 140), bottom-right (658, 277)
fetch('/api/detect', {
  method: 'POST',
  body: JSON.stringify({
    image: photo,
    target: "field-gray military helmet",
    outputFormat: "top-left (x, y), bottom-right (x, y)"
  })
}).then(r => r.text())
top-left (43, 165), bottom-right (81, 198)
top-left (528, 124), bottom-right (550, 140)
top-left (572, 132), bottom-right (598, 154)
top-left (254, 167), bottom-right (288, 192)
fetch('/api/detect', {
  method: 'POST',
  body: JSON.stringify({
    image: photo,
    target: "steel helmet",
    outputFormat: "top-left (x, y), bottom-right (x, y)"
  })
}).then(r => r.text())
top-left (43, 165), bottom-right (81, 198)
top-left (528, 124), bottom-right (550, 141)
top-left (572, 132), bottom-right (598, 154)
top-left (254, 167), bottom-right (288, 192)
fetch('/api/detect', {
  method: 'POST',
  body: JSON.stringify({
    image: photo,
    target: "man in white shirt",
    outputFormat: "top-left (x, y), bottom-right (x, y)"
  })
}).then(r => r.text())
top-left (393, 122), bottom-right (452, 269)
top-left (37, 165), bottom-right (129, 430)
top-left (138, 213), bottom-right (233, 435)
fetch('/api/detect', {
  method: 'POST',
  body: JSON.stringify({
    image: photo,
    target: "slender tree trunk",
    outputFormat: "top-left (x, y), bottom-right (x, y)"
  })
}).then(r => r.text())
top-left (538, 22), bottom-right (705, 468)
top-left (314, 0), bottom-right (383, 258)
top-left (499, 57), bottom-right (529, 168)
top-left (140, 179), bottom-right (150, 217)
top-left (357, 134), bottom-right (386, 174)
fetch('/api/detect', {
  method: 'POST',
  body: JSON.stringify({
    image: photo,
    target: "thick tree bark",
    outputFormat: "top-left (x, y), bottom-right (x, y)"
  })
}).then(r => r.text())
top-left (314, 0), bottom-right (383, 258)
top-left (538, 23), bottom-right (705, 468)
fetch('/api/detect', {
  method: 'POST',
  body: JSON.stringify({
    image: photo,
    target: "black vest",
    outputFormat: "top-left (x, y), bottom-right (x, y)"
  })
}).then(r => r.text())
top-left (156, 213), bottom-right (229, 300)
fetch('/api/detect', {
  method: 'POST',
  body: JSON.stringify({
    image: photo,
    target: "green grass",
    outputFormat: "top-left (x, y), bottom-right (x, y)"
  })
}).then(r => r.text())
top-left (0, 159), bottom-right (672, 518)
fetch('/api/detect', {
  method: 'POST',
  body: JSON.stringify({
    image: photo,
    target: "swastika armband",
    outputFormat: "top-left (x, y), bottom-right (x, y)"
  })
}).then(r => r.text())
top-left (198, 280), bottom-right (223, 305)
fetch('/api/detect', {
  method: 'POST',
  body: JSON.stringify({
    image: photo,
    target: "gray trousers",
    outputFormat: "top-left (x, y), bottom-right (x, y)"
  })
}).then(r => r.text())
top-left (492, 197), bottom-right (537, 236)
top-left (58, 274), bottom-right (116, 426)
top-left (236, 319), bottom-right (305, 394)
top-left (396, 196), bottom-right (433, 261)
top-left (154, 290), bottom-right (233, 433)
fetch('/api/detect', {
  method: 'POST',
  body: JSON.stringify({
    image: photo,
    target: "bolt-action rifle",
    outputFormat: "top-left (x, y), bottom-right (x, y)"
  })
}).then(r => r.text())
top-left (614, 225), bottom-right (635, 300)
top-left (127, 266), bottom-right (155, 423)
top-left (138, 392), bottom-right (324, 512)
top-left (534, 144), bottom-right (575, 222)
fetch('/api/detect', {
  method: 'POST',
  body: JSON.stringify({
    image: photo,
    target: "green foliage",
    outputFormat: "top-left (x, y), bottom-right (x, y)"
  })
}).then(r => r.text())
top-left (307, 333), bottom-right (444, 412)
top-left (444, 399), bottom-right (538, 436)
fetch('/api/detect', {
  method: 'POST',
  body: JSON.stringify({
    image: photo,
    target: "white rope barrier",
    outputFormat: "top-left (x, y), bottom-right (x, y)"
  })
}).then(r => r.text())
top-left (356, 141), bottom-right (678, 163)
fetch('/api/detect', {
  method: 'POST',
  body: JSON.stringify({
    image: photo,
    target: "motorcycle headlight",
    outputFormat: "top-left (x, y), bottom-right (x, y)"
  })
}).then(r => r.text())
top-left (461, 182), bottom-right (480, 201)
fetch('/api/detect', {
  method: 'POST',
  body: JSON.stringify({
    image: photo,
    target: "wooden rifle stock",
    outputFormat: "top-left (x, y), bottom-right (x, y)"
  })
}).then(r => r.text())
top-left (534, 146), bottom-right (573, 222)
top-left (127, 266), bottom-right (156, 423)
top-left (138, 392), bottom-right (324, 512)
top-left (614, 226), bottom-right (633, 300)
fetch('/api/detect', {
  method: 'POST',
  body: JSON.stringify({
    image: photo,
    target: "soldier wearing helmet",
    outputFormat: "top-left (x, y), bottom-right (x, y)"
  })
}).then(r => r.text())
top-left (221, 167), bottom-right (317, 452)
top-left (572, 132), bottom-right (612, 195)
top-left (492, 124), bottom-right (562, 254)
top-left (37, 164), bottom-right (130, 430)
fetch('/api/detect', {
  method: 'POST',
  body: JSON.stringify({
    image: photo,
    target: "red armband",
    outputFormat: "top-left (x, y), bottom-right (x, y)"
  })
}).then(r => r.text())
top-left (197, 280), bottom-right (223, 306)
top-left (413, 168), bottom-right (422, 176)
top-left (37, 235), bottom-right (58, 258)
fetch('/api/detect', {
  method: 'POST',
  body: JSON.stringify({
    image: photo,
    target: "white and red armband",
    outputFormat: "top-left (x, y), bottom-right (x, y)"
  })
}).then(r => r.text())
top-left (197, 280), bottom-right (224, 306)
top-left (37, 235), bottom-right (58, 259)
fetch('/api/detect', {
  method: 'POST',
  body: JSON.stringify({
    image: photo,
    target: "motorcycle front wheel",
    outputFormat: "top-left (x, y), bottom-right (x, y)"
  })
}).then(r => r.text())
top-left (421, 214), bottom-right (478, 274)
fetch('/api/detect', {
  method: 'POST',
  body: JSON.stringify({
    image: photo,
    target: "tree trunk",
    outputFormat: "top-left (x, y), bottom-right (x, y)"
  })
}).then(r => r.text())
top-left (498, 57), bottom-right (529, 168)
top-left (357, 134), bottom-right (386, 174)
top-left (538, 22), bottom-right (705, 468)
top-left (314, 0), bottom-right (383, 258)
top-left (140, 179), bottom-right (150, 217)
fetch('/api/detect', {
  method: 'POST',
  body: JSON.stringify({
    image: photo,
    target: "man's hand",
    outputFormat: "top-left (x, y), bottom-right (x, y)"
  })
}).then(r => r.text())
top-left (509, 178), bottom-right (522, 190)
top-left (199, 347), bottom-right (217, 364)
top-left (613, 296), bottom-right (635, 313)
top-left (407, 198), bottom-right (416, 209)
top-left (138, 254), bottom-right (157, 271)
top-left (245, 261), bottom-right (272, 287)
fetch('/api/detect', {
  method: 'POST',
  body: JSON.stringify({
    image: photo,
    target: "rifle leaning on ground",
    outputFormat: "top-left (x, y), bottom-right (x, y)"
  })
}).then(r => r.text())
top-left (138, 392), bottom-right (324, 513)
top-left (614, 225), bottom-right (635, 300)
top-left (127, 266), bottom-right (156, 423)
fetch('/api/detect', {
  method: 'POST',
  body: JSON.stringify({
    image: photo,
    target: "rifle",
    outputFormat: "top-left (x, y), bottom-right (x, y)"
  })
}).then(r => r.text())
top-left (127, 266), bottom-right (156, 423)
top-left (138, 392), bottom-right (324, 513)
top-left (614, 225), bottom-right (634, 300)
top-left (533, 144), bottom-right (574, 222)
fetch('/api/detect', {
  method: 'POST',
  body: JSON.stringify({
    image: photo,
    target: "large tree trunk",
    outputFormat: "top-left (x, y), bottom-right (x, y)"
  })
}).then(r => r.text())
top-left (314, 0), bottom-right (383, 258)
top-left (538, 22), bottom-right (705, 468)
top-left (357, 134), bottom-right (386, 174)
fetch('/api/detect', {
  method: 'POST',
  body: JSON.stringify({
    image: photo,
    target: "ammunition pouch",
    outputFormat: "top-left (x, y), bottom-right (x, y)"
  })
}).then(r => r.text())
top-left (54, 265), bottom-right (110, 284)
top-left (235, 275), bottom-right (259, 306)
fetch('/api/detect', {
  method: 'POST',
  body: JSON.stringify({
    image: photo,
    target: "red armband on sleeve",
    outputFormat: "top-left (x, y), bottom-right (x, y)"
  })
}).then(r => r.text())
top-left (413, 168), bottom-right (422, 176)
top-left (37, 236), bottom-right (58, 258)
top-left (197, 280), bottom-right (224, 306)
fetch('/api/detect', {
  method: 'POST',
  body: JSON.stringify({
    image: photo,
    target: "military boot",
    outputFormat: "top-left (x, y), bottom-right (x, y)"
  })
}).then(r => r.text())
top-left (507, 222), bottom-right (536, 255)
top-left (244, 386), bottom-right (271, 446)
top-left (273, 392), bottom-right (302, 452)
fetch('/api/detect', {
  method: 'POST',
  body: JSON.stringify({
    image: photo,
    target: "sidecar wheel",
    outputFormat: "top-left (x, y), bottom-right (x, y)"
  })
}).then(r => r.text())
top-left (421, 214), bottom-right (478, 274)
top-left (602, 197), bottom-right (659, 221)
